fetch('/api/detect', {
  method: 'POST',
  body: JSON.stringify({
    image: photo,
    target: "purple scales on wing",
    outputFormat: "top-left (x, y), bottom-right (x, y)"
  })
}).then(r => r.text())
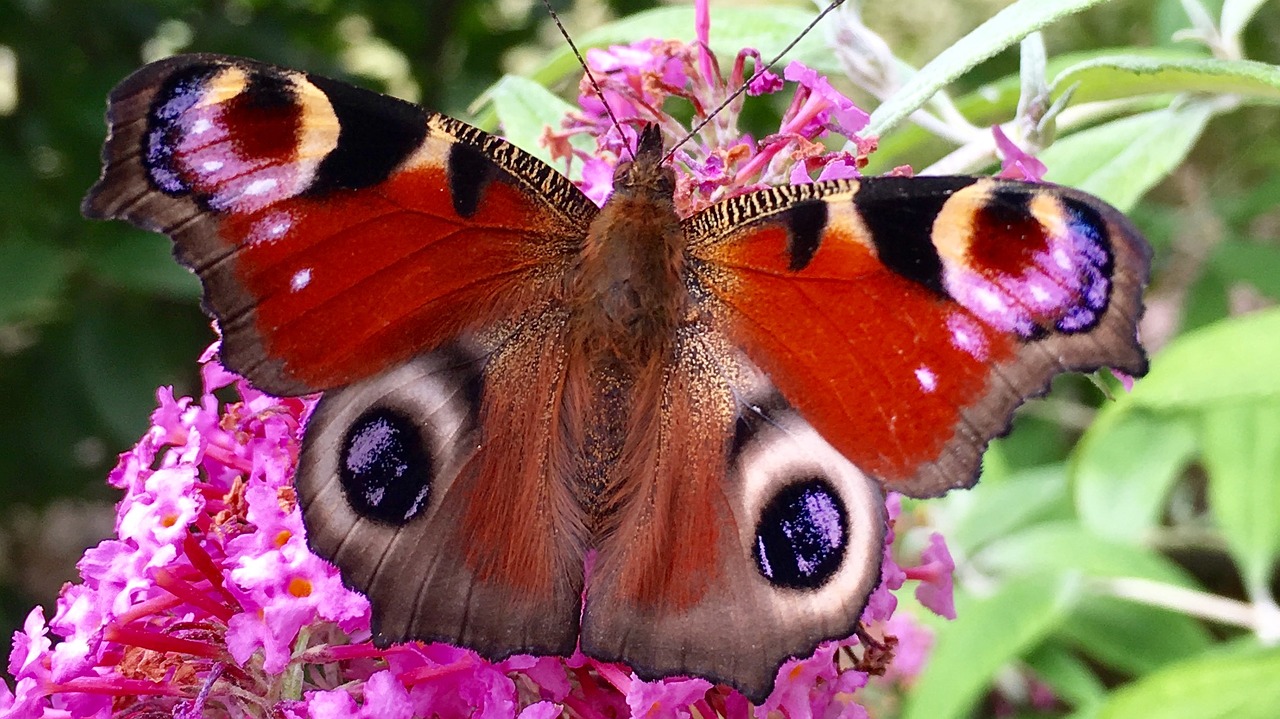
top-left (936, 182), bottom-right (1118, 339)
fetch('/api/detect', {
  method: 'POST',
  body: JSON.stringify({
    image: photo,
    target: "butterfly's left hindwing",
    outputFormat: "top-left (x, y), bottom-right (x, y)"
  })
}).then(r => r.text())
top-left (83, 53), bottom-right (597, 663)
top-left (688, 176), bottom-right (1150, 497)
top-left (82, 54), bottom-right (597, 395)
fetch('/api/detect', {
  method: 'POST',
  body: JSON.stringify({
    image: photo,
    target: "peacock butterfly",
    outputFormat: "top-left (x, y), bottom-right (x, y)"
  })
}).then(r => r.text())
top-left (81, 53), bottom-right (1149, 701)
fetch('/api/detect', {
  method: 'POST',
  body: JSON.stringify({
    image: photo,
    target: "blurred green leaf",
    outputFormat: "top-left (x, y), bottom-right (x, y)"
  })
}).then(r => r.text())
top-left (1098, 645), bottom-right (1280, 719)
top-left (1025, 642), bottom-right (1107, 710)
top-left (1182, 266), bottom-right (1234, 333)
top-left (71, 298), bottom-right (205, 444)
top-left (867, 47), bottom-right (1193, 174)
top-left (1129, 308), bottom-right (1280, 409)
top-left (1040, 101), bottom-right (1216, 211)
top-left (1053, 55), bottom-right (1280, 105)
top-left (1073, 412), bottom-right (1197, 543)
top-left (1212, 241), bottom-right (1280, 300)
top-left (939, 464), bottom-right (1073, 553)
top-left (1200, 402), bottom-right (1280, 593)
top-left (0, 238), bottom-right (69, 325)
top-left (976, 522), bottom-right (1201, 586)
top-left (903, 574), bottom-right (1077, 719)
top-left (1062, 596), bottom-right (1213, 674)
top-left (0, 324), bottom-right (112, 503)
top-left (866, 0), bottom-right (1119, 136)
top-left (83, 231), bottom-right (201, 299)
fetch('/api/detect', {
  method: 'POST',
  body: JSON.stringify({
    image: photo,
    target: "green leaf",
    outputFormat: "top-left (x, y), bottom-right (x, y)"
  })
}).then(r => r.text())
top-left (0, 238), bottom-right (68, 324)
top-left (866, 47), bottom-right (1195, 174)
top-left (1182, 266), bottom-right (1233, 332)
top-left (1062, 596), bottom-right (1213, 674)
top-left (1073, 411), bottom-right (1197, 543)
top-left (1025, 642), bottom-right (1107, 710)
top-left (1129, 308), bottom-right (1280, 410)
top-left (1098, 645), bottom-right (1280, 719)
top-left (72, 298), bottom-right (205, 444)
top-left (1212, 241), bottom-right (1280, 300)
top-left (1200, 402), bottom-right (1280, 593)
top-left (1039, 101), bottom-right (1215, 211)
top-left (903, 574), bottom-right (1077, 719)
top-left (1053, 55), bottom-right (1280, 105)
top-left (84, 231), bottom-right (201, 300)
top-left (976, 522), bottom-right (1201, 587)
top-left (938, 464), bottom-right (1073, 554)
top-left (482, 75), bottom-right (582, 170)
top-left (865, 0), bottom-right (1118, 137)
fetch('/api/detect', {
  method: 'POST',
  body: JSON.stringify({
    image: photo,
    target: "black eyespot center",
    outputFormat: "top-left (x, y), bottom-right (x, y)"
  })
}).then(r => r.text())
top-left (753, 477), bottom-right (848, 590)
top-left (338, 406), bottom-right (433, 525)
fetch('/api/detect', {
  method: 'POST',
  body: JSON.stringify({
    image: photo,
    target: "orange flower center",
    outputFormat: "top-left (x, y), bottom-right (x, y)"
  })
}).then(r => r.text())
top-left (288, 577), bottom-right (313, 598)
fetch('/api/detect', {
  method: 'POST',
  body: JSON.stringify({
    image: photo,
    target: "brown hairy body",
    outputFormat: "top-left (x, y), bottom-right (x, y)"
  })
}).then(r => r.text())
top-left (565, 127), bottom-right (692, 528)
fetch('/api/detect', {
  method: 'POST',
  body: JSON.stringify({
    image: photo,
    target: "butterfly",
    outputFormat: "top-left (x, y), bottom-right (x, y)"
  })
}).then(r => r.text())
top-left (82, 53), bottom-right (1149, 701)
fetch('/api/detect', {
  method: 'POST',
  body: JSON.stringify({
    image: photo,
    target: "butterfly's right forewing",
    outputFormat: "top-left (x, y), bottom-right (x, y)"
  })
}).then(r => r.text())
top-left (686, 176), bottom-right (1150, 498)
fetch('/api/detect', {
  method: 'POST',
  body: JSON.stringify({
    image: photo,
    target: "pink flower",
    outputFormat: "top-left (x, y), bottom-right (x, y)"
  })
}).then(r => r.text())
top-left (8, 609), bottom-right (48, 678)
top-left (518, 701), bottom-right (564, 719)
top-left (306, 670), bottom-right (414, 719)
top-left (782, 62), bottom-right (870, 138)
top-left (117, 466), bottom-right (202, 548)
top-left (626, 675), bottom-right (713, 718)
top-left (881, 614), bottom-right (934, 683)
top-left (863, 495), bottom-right (907, 623)
top-left (1109, 368), bottom-right (1138, 392)
top-left (224, 483), bottom-right (368, 672)
top-left (547, 9), bottom-right (877, 211)
top-left (907, 533), bottom-right (957, 620)
top-left (746, 67), bottom-right (784, 95)
top-left (993, 124), bottom-right (1047, 181)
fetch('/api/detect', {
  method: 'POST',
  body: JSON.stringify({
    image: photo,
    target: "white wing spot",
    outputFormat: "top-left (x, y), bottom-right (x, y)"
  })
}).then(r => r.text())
top-left (974, 285), bottom-right (1007, 314)
top-left (915, 366), bottom-right (938, 393)
top-left (190, 118), bottom-right (212, 135)
top-left (243, 178), bottom-right (279, 196)
top-left (1053, 247), bottom-right (1073, 271)
top-left (291, 268), bottom-right (312, 292)
top-left (201, 160), bottom-right (224, 173)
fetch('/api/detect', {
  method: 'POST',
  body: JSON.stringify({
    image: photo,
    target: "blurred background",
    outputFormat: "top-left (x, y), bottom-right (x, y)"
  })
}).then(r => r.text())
top-left (0, 0), bottom-right (1277, 668)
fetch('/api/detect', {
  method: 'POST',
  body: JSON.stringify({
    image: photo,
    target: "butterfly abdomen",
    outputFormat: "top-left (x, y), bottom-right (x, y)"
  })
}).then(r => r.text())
top-left (562, 126), bottom-right (699, 525)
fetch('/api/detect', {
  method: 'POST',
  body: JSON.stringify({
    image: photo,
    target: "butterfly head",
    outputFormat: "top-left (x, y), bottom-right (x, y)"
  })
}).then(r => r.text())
top-left (609, 124), bottom-right (676, 201)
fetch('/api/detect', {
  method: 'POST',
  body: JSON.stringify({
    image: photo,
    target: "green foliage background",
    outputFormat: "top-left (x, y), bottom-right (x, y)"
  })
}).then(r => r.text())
top-left (2, 0), bottom-right (1279, 716)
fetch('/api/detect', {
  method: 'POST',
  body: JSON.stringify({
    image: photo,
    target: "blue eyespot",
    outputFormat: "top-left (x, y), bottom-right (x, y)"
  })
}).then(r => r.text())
top-left (753, 478), bottom-right (847, 589)
top-left (339, 407), bottom-right (432, 525)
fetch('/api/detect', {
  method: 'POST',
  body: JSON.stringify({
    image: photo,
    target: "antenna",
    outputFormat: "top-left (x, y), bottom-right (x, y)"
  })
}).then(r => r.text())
top-left (540, 0), bottom-right (635, 160)
top-left (664, 0), bottom-right (846, 163)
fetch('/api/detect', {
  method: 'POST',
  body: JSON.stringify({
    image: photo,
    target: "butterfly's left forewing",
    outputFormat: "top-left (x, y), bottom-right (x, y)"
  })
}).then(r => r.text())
top-left (83, 54), bottom-right (596, 396)
top-left (687, 176), bottom-right (1150, 497)
top-left (83, 53), bottom-right (598, 659)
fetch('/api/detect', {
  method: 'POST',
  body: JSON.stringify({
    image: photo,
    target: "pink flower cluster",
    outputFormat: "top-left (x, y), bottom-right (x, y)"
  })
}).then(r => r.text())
top-left (543, 5), bottom-right (878, 212)
top-left (1, 344), bottom-right (952, 718)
